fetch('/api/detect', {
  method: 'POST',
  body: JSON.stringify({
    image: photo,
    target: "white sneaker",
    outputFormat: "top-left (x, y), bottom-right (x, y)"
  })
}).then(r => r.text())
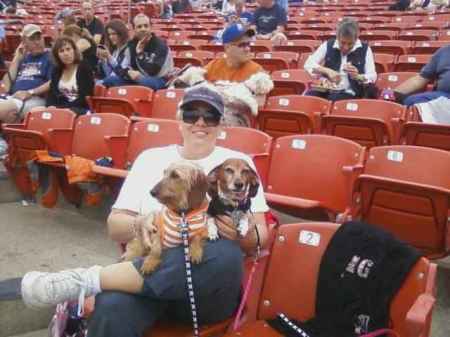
top-left (21, 265), bottom-right (102, 310)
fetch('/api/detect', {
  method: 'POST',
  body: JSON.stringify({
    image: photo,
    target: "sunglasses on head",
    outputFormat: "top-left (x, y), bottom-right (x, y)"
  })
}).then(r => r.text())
top-left (182, 109), bottom-right (221, 127)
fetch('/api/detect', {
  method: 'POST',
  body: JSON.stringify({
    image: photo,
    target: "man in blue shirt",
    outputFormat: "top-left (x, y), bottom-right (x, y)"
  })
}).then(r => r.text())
top-left (393, 45), bottom-right (450, 106)
top-left (0, 24), bottom-right (51, 124)
top-left (251, 0), bottom-right (287, 45)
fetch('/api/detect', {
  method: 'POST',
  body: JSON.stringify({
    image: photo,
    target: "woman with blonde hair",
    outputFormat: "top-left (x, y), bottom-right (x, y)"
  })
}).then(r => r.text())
top-left (63, 24), bottom-right (98, 71)
top-left (46, 36), bottom-right (94, 115)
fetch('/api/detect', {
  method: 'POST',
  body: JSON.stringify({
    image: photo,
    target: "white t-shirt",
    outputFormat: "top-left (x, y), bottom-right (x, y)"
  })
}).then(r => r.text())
top-left (113, 145), bottom-right (269, 215)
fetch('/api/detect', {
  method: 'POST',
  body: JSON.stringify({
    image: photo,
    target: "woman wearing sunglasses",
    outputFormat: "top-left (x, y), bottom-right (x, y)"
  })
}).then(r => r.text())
top-left (19, 85), bottom-right (269, 337)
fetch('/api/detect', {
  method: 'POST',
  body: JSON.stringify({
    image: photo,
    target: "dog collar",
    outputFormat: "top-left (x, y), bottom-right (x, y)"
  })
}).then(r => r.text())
top-left (166, 202), bottom-right (209, 224)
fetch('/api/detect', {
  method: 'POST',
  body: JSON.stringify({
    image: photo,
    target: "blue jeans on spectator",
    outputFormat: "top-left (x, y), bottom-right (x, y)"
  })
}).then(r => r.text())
top-left (101, 74), bottom-right (167, 90)
top-left (403, 91), bottom-right (450, 106)
top-left (87, 239), bottom-right (243, 337)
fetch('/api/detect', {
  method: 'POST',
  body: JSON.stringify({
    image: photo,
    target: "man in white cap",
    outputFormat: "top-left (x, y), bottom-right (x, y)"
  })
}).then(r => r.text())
top-left (0, 24), bottom-right (51, 154)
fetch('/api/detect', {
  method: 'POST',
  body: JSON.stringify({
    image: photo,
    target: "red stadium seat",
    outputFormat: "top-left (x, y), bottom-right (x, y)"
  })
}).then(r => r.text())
top-left (401, 106), bottom-right (450, 152)
top-left (259, 95), bottom-right (330, 137)
top-left (370, 40), bottom-right (411, 56)
top-left (374, 53), bottom-right (397, 73)
top-left (221, 223), bottom-right (437, 337)
top-left (94, 119), bottom-right (183, 178)
top-left (376, 72), bottom-right (418, 91)
top-left (353, 145), bottom-right (450, 258)
top-left (270, 69), bottom-right (312, 96)
top-left (265, 135), bottom-right (365, 219)
top-left (150, 89), bottom-right (185, 120)
top-left (2, 108), bottom-right (76, 156)
top-left (255, 51), bottom-right (300, 69)
top-left (395, 54), bottom-right (431, 72)
top-left (323, 99), bottom-right (406, 147)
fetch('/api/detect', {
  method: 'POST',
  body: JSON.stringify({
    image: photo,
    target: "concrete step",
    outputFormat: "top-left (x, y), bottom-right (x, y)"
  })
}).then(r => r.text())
top-left (0, 162), bottom-right (22, 204)
top-left (9, 328), bottom-right (48, 337)
top-left (0, 202), bottom-right (117, 337)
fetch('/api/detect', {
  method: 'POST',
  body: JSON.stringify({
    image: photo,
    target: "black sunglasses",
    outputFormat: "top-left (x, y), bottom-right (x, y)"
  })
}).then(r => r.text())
top-left (182, 110), bottom-right (221, 127)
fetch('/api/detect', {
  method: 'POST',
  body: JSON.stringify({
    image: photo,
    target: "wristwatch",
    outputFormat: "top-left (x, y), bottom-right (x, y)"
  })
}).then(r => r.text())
top-left (27, 89), bottom-right (35, 96)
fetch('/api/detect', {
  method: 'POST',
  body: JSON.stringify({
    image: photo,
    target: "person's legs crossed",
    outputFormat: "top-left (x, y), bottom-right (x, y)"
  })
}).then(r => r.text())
top-left (304, 90), bottom-right (328, 99)
top-left (137, 239), bottom-right (243, 324)
top-left (136, 76), bottom-right (167, 90)
top-left (101, 75), bottom-right (130, 88)
top-left (403, 91), bottom-right (450, 106)
top-left (327, 92), bottom-right (355, 101)
top-left (87, 291), bottom-right (168, 337)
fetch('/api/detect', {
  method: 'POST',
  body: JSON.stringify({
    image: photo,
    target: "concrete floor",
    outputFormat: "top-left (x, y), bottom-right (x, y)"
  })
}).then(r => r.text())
top-left (0, 201), bottom-right (449, 336)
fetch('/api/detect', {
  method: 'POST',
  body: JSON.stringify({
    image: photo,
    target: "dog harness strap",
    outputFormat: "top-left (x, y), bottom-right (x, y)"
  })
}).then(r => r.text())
top-left (180, 213), bottom-right (200, 337)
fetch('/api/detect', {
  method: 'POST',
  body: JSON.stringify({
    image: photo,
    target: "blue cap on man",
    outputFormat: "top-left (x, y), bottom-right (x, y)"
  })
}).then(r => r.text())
top-left (221, 23), bottom-right (255, 44)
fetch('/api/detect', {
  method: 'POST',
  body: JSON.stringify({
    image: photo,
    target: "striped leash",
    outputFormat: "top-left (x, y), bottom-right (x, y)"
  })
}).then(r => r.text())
top-left (180, 213), bottom-right (200, 337)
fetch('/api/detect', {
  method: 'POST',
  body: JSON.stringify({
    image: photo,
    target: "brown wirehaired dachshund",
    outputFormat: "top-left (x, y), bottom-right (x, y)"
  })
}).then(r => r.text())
top-left (123, 161), bottom-right (217, 274)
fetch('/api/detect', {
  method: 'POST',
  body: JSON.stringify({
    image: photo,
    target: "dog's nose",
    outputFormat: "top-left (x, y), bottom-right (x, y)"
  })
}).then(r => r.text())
top-left (234, 182), bottom-right (244, 190)
top-left (150, 184), bottom-right (160, 197)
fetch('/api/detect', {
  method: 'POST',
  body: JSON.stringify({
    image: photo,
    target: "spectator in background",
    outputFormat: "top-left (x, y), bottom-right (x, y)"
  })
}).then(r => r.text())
top-left (392, 44), bottom-right (450, 106)
top-left (0, 24), bottom-right (51, 155)
top-left (172, 0), bottom-right (191, 13)
top-left (221, 0), bottom-right (237, 15)
top-left (0, 24), bottom-right (51, 122)
top-left (252, 0), bottom-right (287, 45)
top-left (77, 1), bottom-right (104, 45)
top-left (205, 24), bottom-right (262, 83)
top-left (226, 0), bottom-right (253, 25)
top-left (0, 20), bottom-right (5, 69)
top-left (55, 8), bottom-right (77, 28)
top-left (63, 24), bottom-right (98, 71)
top-left (177, 23), bottom-right (273, 126)
top-left (46, 37), bottom-right (94, 115)
top-left (102, 14), bottom-right (173, 90)
top-left (304, 18), bottom-right (377, 101)
top-left (97, 19), bottom-right (131, 84)
top-left (276, 0), bottom-right (288, 14)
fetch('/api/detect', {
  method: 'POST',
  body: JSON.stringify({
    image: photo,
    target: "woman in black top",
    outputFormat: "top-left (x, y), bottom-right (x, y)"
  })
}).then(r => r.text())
top-left (62, 24), bottom-right (98, 71)
top-left (46, 36), bottom-right (94, 115)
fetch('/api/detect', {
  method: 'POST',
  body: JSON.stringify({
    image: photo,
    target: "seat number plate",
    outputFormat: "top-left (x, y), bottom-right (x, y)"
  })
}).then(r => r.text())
top-left (299, 230), bottom-right (320, 246)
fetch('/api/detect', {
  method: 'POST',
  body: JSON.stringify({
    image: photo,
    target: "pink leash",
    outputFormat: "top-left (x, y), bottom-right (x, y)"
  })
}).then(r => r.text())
top-left (232, 245), bottom-right (261, 331)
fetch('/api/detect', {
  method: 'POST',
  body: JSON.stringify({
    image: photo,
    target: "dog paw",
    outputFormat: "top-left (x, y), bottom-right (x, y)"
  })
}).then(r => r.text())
top-left (207, 220), bottom-right (219, 241)
top-left (190, 246), bottom-right (204, 264)
top-left (141, 257), bottom-right (161, 274)
top-left (238, 217), bottom-right (250, 237)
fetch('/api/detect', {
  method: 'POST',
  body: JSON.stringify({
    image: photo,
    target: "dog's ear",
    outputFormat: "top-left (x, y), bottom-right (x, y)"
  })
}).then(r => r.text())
top-left (188, 170), bottom-right (209, 210)
top-left (207, 164), bottom-right (222, 198)
top-left (247, 165), bottom-right (260, 199)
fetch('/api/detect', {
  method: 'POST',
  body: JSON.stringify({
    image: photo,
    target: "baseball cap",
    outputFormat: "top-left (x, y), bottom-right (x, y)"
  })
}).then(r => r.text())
top-left (222, 23), bottom-right (255, 44)
top-left (180, 86), bottom-right (224, 117)
top-left (21, 24), bottom-right (41, 38)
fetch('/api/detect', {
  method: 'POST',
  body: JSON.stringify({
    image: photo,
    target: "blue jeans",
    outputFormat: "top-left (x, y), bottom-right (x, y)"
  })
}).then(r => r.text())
top-left (403, 91), bottom-right (450, 106)
top-left (87, 239), bottom-right (243, 337)
top-left (101, 74), bottom-right (167, 90)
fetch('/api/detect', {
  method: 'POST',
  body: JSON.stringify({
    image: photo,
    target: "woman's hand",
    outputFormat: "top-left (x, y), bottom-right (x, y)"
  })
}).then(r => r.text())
top-left (215, 214), bottom-right (256, 241)
top-left (134, 213), bottom-right (157, 249)
top-left (97, 47), bottom-right (111, 61)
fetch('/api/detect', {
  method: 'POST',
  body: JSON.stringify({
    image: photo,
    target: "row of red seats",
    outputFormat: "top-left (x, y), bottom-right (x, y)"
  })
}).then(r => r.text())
top-left (3, 109), bottom-right (449, 258)
top-left (87, 85), bottom-right (450, 153)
